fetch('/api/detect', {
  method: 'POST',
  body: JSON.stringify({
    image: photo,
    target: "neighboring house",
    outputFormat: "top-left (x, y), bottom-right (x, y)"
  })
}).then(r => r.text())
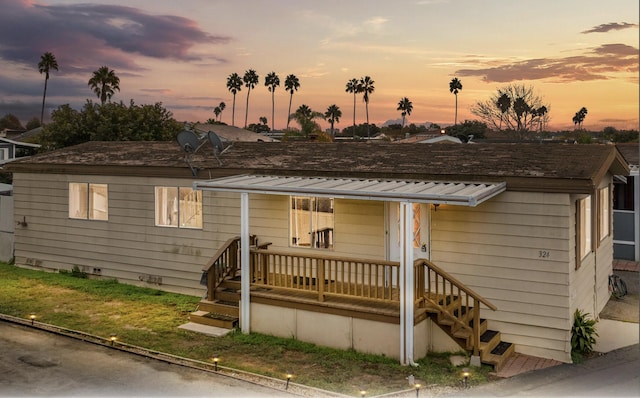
top-left (0, 183), bottom-right (13, 262)
top-left (0, 137), bottom-right (40, 165)
top-left (5, 141), bottom-right (628, 368)
top-left (613, 143), bottom-right (639, 261)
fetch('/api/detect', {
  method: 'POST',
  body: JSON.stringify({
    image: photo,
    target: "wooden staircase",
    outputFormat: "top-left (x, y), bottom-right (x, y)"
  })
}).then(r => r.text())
top-left (190, 274), bottom-right (240, 329)
top-left (422, 295), bottom-right (515, 370)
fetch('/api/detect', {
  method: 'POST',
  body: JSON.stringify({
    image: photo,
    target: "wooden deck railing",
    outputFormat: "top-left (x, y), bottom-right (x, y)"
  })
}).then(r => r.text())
top-left (414, 258), bottom-right (497, 356)
top-left (250, 248), bottom-right (401, 303)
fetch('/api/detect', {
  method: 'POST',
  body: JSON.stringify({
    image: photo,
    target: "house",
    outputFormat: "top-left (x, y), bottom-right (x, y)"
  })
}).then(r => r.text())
top-left (0, 183), bottom-right (13, 263)
top-left (5, 140), bottom-right (628, 368)
top-left (613, 143), bottom-right (639, 261)
top-left (0, 137), bottom-right (40, 166)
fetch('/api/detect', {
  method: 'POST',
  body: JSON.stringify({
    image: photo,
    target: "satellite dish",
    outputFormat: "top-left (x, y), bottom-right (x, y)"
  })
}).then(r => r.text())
top-left (207, 131), bottom-right (224, 154)
top-left (177, 130), bottom-right (202, 153)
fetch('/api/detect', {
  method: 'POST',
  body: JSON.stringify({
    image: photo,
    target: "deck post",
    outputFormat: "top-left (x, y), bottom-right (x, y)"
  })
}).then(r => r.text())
top-left (240, 192), bottom-right (251, 334)
top-left (399, 202), bottom-right (415, 365)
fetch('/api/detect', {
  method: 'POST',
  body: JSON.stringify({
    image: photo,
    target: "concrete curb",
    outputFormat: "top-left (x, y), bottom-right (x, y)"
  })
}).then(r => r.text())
top-left (0, 313), bottom-right (352, 398)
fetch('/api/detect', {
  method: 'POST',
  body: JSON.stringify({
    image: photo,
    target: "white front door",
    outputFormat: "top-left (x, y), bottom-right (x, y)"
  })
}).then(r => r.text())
top-left (388, 202), bottom-right (430, 262)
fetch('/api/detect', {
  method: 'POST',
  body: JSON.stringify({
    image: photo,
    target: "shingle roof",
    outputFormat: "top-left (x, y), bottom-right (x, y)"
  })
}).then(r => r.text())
top-left (6, 140), bottom-right (629, 193)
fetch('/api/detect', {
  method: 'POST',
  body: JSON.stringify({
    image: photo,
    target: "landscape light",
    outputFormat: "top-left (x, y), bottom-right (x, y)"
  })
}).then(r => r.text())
top-left (285, 371), bottom-right (292, 390)
top-left (212, 355), bottom-right (219, 372)
top-left (109, 333), bottom-right (117, 346)
top-left (462, 367), bottom-right (470, 388)
top-left (29, 313), bottom-right (36, 325)
top-left (360, 389), bottom-right (366, 398)
top-left (415, 383), bottom-right (421, 398)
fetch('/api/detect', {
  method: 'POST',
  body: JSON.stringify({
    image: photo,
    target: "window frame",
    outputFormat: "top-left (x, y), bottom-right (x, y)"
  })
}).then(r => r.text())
top-left (289, 196), bottom-right (334, 250)
top-left (598, 185), bottom-right (611, 243)
top-left (154, 186), bottom-right (203, 229)
top-left (68, 182), bottom-right (109, 221)
top-left (576, 195), bottom-right (592, 269)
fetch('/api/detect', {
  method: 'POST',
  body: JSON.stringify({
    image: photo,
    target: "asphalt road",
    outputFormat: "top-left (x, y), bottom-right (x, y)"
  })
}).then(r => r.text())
top-left (0, 321), bottom-right (295, 397)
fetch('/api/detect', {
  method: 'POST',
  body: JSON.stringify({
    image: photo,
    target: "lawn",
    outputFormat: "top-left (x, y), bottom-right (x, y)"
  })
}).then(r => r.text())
top-left (0, 262), bottom-right (492, 395)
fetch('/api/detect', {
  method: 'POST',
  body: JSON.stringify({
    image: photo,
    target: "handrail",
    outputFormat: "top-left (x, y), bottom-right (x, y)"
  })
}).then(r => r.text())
top-left (415, 258), bottom-right (497, 311)
top-left (202, 236), bottom-right (240, 301)
top-left (414, 257), bottom-right (497, 357)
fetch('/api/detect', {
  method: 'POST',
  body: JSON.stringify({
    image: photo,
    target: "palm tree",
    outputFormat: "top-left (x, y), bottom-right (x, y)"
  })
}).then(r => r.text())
top-left (290, 104), bottom-right (324, 137)
top-left (38, 52), bottom-right (58, 124)
top-left (397, 97), bottom-right (413, 129)
top-left (218, 101), bottom-right (226, 122)
top-left (573, 107), bottom-right (588, 130)
top-left (88, 66), bottom-right (120, 105)
top-left (264, 71), bottom-right (280, 132)
top-left (359, 76), bottom-right (375, 139)
top-left (226, 73), bottom-right (242, 126)
top-left (496, 92), bottom-right (511, 130)
top-left (449, 77), bottom-right (462, 125)
top-left (284, 74), bottom-right (300, 129)
top-left (242, 69), bottom-right (259, 128)
top-left (324, 104), bottom-right (342, 138)
top-left (345, 78), bottom-right (360, 136)
top-left (213, 106), bottom-right (221, 121)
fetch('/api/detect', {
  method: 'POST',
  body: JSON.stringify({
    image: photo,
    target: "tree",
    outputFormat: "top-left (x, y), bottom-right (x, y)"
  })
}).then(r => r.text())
top-left (449, 77), bottom-right (462, 125)
top-left (471, 84), bottom-right (549, 139)
top-left (217, 101), bottom-right (226, 122)
top-left (573, 107), bottom-right (588, 130)
top-left (38, 52), bottom-right (58, 123)
top-left (345, 78), bottom-right (361, 136)
top-left (242, 69), bottom-right (259, 128)
top-left (264, 71), bottom-right (280, 132)
top-left (324, 104), bottom-right (342, 138)
top-left (226, 73), bottom-right (242, 127)
top-left (43, 100), bottom-right (182, 150)
top-left (397, 97), bottom-right (413, 128)
top-left (496, 93), bottom-right (511, 130)
top-left (359, 76), bottom-right (375, 139)
top-left (289, 104), bottom-right (324, 137)
top-left (25, 117), bottom-right (41, 130)
top-left (88, 66), bottom-right (120, 105)
top-left (284, 74), bottom-right (300, 130)
top-left (213, 106), bottom-right (222, 121)
top-left (0, 114), bottom-right (24, 130)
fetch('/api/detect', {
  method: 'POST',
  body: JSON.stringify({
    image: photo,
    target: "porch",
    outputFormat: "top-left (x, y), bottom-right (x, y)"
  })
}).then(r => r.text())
top-left (191, 236), bottom-right (515, 370)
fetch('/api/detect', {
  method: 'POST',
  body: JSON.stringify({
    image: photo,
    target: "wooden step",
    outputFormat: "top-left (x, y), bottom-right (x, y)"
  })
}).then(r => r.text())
top-left (479, 329), bottom-right (501, 354)
top-left (215, 287), bottom-right (240, 302)
top-left (197, 300), bottom-right (239, 317)
top-left (220, 276), bottom-right (241, 291)
top-left (189, 310), bottom-right (238, 329)
top-left (481, 341), bottom-right (515, 371)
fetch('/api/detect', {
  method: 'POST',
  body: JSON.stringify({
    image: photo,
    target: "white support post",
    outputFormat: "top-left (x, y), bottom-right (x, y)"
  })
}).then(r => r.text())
top-left (240, 192), bottom-right (251, 334)
top-left (399, 202), bottom-right (415, 365)
top-left (635, 174), bottom-right (639, 262)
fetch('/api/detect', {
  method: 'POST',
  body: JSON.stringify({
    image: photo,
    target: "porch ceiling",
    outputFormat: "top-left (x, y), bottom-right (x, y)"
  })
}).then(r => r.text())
top-left (194, 174), bottom-right (506, 206)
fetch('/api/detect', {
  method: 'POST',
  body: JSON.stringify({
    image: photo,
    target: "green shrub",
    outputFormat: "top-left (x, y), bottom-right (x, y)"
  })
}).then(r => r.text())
top-left (571, 309), bottom-right (598, 357)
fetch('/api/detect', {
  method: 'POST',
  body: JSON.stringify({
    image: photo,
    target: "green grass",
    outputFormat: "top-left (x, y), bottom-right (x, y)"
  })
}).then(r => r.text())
top-left (0, 262), bottom-right (492, 395)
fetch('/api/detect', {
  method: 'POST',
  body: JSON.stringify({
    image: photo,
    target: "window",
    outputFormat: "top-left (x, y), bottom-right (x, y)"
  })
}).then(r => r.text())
top-left (155, 187), bottom-right (202, 229)
top-left (577, 196), bottom-right (592, 264)
top-left (598, 186), bottom-right (610, 241)
top-left (290, 196), bottom-right (334, 249)
top-left (69, 183), bottom-right (108, 220)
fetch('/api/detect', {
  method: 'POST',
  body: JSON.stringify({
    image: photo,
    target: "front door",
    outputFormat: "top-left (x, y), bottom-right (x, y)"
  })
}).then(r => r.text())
top-left (387, 202), bottom-right (430, 262)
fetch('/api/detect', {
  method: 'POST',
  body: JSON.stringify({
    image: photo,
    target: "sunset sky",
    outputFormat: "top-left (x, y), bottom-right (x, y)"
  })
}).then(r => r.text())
top-left (1, 0), bottom-right (638, 132)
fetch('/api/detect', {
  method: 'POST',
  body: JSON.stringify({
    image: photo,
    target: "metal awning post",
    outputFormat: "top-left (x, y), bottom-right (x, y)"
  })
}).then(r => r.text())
top-left (240, 192), bottom-right (250, 333)
top-left (399, 202), bottom-right (415, 365)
